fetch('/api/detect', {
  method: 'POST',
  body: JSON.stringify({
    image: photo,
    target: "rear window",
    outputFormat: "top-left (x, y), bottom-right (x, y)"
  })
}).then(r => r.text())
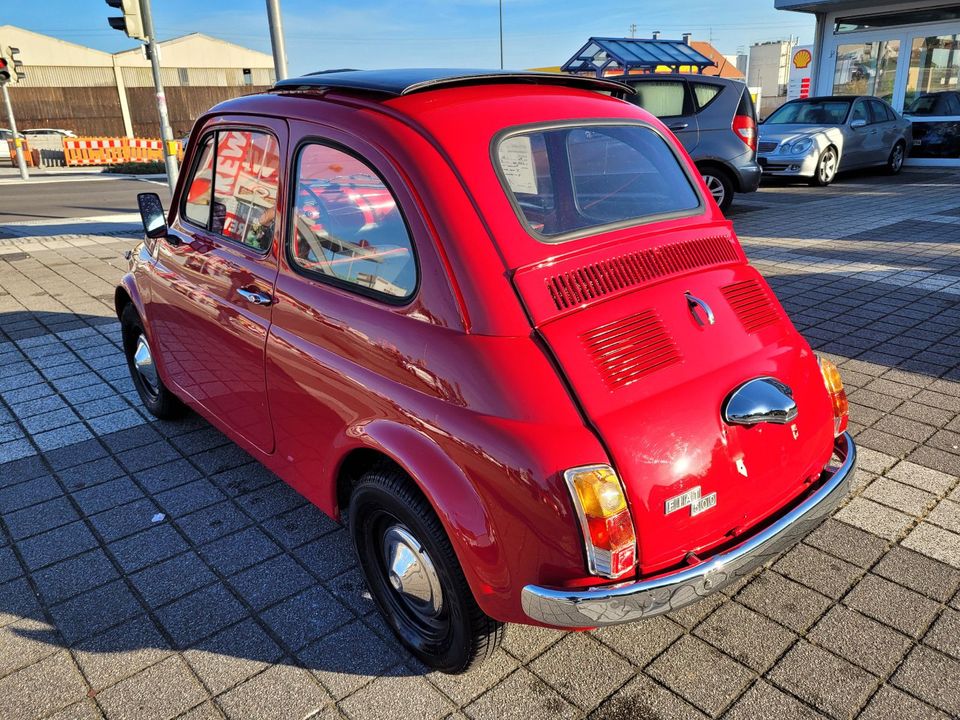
top-left (495, 124), bottom-right (700, 240)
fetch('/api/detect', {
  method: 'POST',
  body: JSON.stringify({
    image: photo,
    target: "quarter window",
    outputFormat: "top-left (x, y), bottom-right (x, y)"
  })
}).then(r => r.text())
top-left (184, 137), bottom-right (214, 227)
top-left (289, 143), bottom-right (417, 300)
top-left (692, 83), bottom-right (722, 111)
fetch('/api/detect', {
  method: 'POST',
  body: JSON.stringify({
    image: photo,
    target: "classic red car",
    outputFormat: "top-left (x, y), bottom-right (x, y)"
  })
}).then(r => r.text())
top-left (121, 69), bottom-right (855, 674)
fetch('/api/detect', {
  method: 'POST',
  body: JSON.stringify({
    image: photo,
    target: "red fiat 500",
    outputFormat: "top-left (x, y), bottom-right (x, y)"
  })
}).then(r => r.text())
top-left (121, 69), bottom-right (856, 674)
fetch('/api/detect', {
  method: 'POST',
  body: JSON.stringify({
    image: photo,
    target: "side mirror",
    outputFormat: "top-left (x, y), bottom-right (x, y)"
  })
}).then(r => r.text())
top-left (137, 192), bottom-right (168, 239)
top-left (850, 118), bottom-right (868, 129)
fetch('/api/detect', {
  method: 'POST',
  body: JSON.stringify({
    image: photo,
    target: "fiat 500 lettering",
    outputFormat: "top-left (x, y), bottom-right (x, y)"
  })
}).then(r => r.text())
top-left (119, 69), bottom-right (856, 674)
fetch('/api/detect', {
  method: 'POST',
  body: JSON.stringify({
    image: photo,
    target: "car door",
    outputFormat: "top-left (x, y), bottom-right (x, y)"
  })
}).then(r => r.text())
top-left (629, 78), bottom-right (700, 152)
top-left (148, 118), bottom-right (287, 453)
top-left (843, 99), bottom-right (871, 168)
top-left (868, 99), bottom-right (897, 164)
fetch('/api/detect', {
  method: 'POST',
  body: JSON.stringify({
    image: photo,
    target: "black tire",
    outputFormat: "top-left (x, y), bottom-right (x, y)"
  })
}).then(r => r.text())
top-left (886, 141), bottom-right (905, 175)
top-left (120, 303), bottom-right (183, 419)
top-left (348, 467), bottom-right (505, 673)
top-left (809, 146), bottom-right (838, 186)
top-left (699, 166), bottom-right (735, 212)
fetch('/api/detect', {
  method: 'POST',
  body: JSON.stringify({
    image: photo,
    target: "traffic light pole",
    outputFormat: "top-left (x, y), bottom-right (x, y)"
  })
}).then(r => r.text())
top-left (1, 83), bottom-right (28, 181)
top-left (266, 0), bottom-right (288, 81)
top-left (139, 0), bottom-right (178, 192)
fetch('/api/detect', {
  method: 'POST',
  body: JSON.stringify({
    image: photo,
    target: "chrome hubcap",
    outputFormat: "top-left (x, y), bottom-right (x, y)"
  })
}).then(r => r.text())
top-left (382, 525), bottom-right (443, 619)
top-left (892, 146), bottom-right (903, 170)
top-left (133, 335), bottom-right (159, 396)
top-left (702, 174), bottom-right (725, 205)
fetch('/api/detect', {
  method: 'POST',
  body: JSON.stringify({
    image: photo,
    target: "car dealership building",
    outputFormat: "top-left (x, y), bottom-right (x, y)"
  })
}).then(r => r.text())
top-left (776, 0), bottom-right (960, 165)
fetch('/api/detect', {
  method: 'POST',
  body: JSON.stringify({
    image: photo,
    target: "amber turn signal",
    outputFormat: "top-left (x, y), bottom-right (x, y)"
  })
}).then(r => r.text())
top-left (818, 357), bottom-right (849, 436)
top-left (564, 465), bottom-right (637, 579)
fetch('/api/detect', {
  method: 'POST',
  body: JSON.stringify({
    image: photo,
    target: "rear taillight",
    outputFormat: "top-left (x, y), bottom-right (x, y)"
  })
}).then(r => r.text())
top-left (733, 114), bottom-right (757, 151)
top-left (819, 357), bottom-right (849, 436)
top-left (564, 465), bottom-right (637, 579)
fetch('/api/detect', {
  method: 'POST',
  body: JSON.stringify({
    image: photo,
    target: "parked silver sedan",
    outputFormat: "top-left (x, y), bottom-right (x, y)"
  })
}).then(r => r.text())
top-left (757, 96), bottom-right (912, 186)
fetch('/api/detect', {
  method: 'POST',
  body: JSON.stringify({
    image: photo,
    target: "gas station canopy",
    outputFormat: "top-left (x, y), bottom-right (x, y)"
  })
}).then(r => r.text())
top-left (561, 37), bottom-right (716, 77)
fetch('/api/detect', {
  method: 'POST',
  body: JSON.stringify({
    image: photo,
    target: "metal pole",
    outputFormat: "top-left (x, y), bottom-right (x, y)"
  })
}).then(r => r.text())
top-left (139, 0), bottom-right (178, 193)
top-left (498, 0), bottom-right (504, 69)
top-left (266, 0), bottom-right (288, 81)
top-left (1, 84), bottom-right (28, 181)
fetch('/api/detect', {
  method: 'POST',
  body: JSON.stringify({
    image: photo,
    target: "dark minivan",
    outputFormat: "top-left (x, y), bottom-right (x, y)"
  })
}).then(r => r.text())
top-left (619, 73), bottom-right (760, 211)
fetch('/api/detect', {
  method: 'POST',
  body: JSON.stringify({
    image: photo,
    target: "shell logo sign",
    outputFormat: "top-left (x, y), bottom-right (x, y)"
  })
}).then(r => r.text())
top-left (793, 49), bottom-right (812, 69)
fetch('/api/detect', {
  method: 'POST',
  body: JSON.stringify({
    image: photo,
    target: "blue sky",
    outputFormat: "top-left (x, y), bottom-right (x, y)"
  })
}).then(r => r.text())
top-left (7, 1), bottom-right (813, 74)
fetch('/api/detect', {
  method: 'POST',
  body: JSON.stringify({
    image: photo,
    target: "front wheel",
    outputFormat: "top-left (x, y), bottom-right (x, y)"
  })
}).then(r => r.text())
top-left (886, 141), bottom-right (905, 175)
top-left (121, 304), bottom-right (183, 419)
top-left (348, 467), bottom-right (505, 673)
top-left (809, 146), bottom-right (838, 186)
top-left (700, 168), bottom-right (734, 212)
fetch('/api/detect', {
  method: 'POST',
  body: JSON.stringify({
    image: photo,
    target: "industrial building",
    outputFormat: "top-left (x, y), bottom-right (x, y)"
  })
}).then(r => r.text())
top-left (0, 26), bottom-right (275, 137)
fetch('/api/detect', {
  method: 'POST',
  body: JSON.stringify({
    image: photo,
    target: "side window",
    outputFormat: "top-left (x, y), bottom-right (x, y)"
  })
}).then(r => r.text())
top-left (210, 131), bottom-right (281, 252)
top-left (631, 81), bottom-right (688, 118)
top-left (183, 136), bottom-right (215, 227)
top-left (289, 143), bottom-right (417, 300)
top-left (692, 83), bottom-right (722, 111)
top-left (868, 99), bottom-right (889, 123)
top-left (851, 100), bottom-right (869, 124)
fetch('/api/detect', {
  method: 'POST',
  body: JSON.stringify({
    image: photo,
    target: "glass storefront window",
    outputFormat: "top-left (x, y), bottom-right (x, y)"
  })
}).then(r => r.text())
top-left (904, 34), bottom-right (960, 160)
top-left (904, 34), bottom-right (960, 107)
top-left (833, 40), bottom-right (900, 102)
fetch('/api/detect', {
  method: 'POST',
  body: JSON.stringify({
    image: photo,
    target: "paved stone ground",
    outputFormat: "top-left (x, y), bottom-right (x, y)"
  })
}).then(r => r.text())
top-left (1, 169), bottom-right (959, 720)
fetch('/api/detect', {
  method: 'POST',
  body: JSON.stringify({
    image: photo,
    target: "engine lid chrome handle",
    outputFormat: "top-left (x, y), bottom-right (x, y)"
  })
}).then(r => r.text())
top-left (723, 377), bottom-right (798, 426)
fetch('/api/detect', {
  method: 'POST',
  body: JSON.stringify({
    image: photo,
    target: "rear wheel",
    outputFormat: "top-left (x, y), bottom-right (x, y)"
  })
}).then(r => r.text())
top-left (121, 303), bottom-right (183, 419)
top-left (886, 141), bottom-right (905, 175)
top-left (809, 146), bottom-right (838, 186)
top-left (348, 467), bottom-right (504, 674)
top-left (700, 167), bottom-right (734, 212)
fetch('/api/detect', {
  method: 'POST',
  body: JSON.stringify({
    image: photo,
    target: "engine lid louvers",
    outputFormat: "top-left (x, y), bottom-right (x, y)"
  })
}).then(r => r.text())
top-left (546, 235), bottom-right (739, 312)
top-left (582, 309), bottom-right (681, 390)
top-left (722, 279), bottom-right (780, 332)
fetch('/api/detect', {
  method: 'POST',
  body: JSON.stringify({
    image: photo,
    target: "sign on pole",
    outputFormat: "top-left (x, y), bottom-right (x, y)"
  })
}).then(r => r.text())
top-left (787, 45), bottom-right (814, 100)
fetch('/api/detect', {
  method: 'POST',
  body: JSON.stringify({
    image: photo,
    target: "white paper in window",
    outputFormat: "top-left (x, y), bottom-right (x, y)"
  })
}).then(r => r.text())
top-left (498, 136), bottom-right (538, 195)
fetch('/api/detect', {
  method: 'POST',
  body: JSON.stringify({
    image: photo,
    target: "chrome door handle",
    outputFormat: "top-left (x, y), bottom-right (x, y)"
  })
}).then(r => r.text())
top-left (237, 288), bottom-right (273, 306)
top-left (669, 122), bottom-right (689, 130)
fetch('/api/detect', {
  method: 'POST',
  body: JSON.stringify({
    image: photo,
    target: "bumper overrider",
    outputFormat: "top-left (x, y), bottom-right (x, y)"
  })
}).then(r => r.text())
top-left (521, 432), bottom-right (856, 627)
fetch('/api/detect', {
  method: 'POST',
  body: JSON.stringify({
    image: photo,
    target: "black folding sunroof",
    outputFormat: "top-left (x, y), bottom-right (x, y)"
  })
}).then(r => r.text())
top-left (272, 68), bottom-right (635, 97)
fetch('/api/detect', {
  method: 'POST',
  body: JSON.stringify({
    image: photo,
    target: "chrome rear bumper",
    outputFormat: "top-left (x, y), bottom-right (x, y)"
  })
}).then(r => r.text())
top-left (521, 432), bottom-right (856, 628)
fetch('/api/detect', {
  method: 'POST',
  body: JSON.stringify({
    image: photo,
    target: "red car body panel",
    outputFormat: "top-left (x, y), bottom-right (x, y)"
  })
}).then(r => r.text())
top-left (122, 80), bottom-right (839, 625)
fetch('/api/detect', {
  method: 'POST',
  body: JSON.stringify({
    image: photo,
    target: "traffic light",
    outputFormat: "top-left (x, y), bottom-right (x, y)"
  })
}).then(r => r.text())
top-left (8, 47), bottom-right (25, 83)
top-left (106, 0), bottom-right (147, 41)
top-left (0, 57), bottom-right (10, 86)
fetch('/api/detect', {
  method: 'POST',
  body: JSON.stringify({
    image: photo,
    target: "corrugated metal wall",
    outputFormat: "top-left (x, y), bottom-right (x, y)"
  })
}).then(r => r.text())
top-left (120, 66), bottom-right (274, 87)
top-left (16, 66), bottom-right (118, 88)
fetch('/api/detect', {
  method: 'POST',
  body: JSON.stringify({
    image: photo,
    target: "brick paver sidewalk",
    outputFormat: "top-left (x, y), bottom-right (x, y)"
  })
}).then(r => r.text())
top-left (1, 169), bottom-right (959, 719)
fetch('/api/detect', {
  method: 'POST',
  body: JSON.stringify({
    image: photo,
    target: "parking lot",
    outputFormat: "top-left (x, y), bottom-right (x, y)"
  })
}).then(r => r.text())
top-left (1, 169), bottom-right (959, 720)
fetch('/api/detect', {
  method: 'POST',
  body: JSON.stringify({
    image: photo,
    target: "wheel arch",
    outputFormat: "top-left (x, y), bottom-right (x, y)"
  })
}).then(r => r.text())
top-left (331, 419), bottom-right (511, 621)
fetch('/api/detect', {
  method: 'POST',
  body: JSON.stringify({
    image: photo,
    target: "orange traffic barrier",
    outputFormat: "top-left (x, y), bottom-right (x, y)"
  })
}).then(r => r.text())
top-left (128, 137), bottom-right (163, 162)
top-left (63, 137), bottom-right (128, 166)
top-left (6, 138), bottom-right (34, 167)
top-left (62, 136), bottom-right (184, 167)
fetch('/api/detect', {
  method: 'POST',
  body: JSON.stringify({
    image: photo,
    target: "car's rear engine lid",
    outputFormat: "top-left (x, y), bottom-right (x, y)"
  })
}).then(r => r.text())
top-left (532, 262), bottom-right (836, 573)
top-left (513, 224), bottom-right (745, 326)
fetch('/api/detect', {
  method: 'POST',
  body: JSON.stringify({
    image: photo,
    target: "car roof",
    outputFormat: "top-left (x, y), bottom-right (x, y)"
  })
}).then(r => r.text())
top-left (272, 68), bottom-right (634, 98)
